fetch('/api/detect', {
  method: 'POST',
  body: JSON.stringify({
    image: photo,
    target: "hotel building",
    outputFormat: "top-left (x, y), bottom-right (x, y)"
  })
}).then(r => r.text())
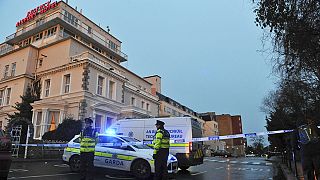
top-left (0, 1), bottom-right (159, 139)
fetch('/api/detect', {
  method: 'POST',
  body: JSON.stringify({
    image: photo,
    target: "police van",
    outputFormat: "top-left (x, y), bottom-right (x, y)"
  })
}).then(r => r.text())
top-left (110, 117), bottom-right (204, 170)
top-left (62, 134), bottom-right (178, 179)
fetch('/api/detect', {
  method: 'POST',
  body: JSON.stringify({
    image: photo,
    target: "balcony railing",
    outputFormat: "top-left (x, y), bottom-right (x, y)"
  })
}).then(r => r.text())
top-left (0, 44), bottom-right (13, 56)
top-left (70, 51), bottom-right (125, 78)
top-left (5, 11), bottom-right (128, 61)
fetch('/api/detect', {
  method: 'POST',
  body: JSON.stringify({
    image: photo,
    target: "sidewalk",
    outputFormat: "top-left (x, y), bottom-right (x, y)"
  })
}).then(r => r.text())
top-left (267, 156), bottom-right (304, 180)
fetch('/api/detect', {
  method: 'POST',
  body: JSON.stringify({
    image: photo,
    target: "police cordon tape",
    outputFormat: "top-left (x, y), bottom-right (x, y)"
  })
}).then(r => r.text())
top-left (12, 129), bottom-right (295, 147)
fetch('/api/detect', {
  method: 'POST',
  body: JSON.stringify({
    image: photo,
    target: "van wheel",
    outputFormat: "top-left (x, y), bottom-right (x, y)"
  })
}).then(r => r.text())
top-left (179, 166), bottom-right (190, 171)
top-left (131, 160), bottom-right (151, 179)
top-left (69, 155), bottom-right (81, 172)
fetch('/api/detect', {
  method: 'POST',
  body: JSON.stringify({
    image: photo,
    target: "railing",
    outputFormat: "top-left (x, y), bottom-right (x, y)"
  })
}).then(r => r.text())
top-left (5, 11), bottom-right (128, 60)
top-left (70, 51), bottom-right (125, 78)
top-left (125, 83), bottom-right (158, 101)
top-left (0, 44), bottom-right (13, 56)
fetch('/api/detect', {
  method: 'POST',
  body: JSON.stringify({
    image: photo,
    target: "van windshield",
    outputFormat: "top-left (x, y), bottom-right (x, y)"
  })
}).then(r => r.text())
top-left (121, 137), bottom-right (151, 149)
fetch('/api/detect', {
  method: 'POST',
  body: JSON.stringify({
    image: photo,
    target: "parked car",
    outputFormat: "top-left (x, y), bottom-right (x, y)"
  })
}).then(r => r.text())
top-left (211, 150), bottom-right (232, 157)
top-left (0, 129), bottom-right (12, 179)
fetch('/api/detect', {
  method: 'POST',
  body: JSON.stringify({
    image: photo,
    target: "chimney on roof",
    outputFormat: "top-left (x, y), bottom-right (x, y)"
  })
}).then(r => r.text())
top-left (80, 9), bottom-right (82, 14)
top-left (75, 6), bottom-right (77, 10)
top-left (107, 26), bottom-right (110, 33)
top-left (66, 0), bottom-right (68, 4)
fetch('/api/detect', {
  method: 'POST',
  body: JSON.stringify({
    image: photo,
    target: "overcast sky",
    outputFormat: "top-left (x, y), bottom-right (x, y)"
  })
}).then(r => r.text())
top-left (0, 0), bottom-right (276, 134)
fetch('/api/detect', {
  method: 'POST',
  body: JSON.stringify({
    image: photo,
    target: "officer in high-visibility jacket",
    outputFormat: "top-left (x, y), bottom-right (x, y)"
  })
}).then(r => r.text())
top-left (80, 118), bottom-right (98, 180)
top-left (152, 120), bottom-right (170, 180)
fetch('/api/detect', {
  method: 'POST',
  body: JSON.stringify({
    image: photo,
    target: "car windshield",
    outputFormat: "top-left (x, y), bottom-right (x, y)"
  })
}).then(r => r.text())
top-left (121, 137), bottom-right (151, 149)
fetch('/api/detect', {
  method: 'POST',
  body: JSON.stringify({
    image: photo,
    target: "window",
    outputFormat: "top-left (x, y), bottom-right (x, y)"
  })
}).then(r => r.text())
top-left (5, 88), bottom-right (11, 105)
top-left (11, 63), bottom-right (16, 76)
top-left (23, 38), bottom-right (32, 46)
top-left (97, 76), bottom-right (104, 95)
top-left (146, 103), bottom-right (150, 111)
top-left (131, 97), bottom-right (135, 106)
top-left (3, 65), bottom-right (9, 78)
top-left (98, 136), bottom-right (123, 149)
top-left (34, 112), bottom-right (42, 139)
top-left (88, 26), bottom-right (92, 34)
top-left (0, 90), bottom-right (4, 106)
top-left (95, 115), bottom-right (102, 133)
top-left (108, 81), bottom-right (115, 99)
top-left (38, 59), bottom-right (43, 67)
top-left (44, 79), bottom-right (50, 97)
top-left (109, 41), bottom-right (118, 51)
top-left (63, 74), bottom-right (71, 93)
top-left (141, 101), bottom-right (145, 109)
top-left (64, 11), bottom-right (78, 27)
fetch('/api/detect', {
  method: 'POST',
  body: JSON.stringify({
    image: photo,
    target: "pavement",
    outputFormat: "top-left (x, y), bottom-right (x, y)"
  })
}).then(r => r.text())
top-left (8, 156), bottom-right (275, 180)
top-left (266, 156), bottom-right (304, 180)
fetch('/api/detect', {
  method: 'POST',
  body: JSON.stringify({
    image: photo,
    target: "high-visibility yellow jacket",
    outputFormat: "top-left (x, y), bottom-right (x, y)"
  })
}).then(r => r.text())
top-left (152, 129), bottom-right (170, 155)
top-left (80, 127), bottom-right (98, 153)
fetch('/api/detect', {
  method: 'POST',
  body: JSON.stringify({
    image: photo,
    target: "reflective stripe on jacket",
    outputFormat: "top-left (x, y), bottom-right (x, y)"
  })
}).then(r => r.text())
top-left (80, 127), bottom-right (98, 152)
top-left (152, 129), bottom-right (170, 154)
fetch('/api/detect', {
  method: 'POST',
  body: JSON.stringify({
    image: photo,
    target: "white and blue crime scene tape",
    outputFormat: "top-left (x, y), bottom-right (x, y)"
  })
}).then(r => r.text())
top-left (12, 129), bottom-right (294, 147)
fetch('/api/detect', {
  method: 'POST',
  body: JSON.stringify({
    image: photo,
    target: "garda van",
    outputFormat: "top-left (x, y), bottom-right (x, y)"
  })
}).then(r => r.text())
top-left (110, 117), bottom-right (204, 170)
top-left (62, 134), bottom-right (178, 179)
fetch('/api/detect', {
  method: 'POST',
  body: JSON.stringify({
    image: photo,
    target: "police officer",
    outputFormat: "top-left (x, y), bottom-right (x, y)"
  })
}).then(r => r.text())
top-left (153, 120), bottom-right (170, 180)
top-left (80, 118), bottom-right (98, 180)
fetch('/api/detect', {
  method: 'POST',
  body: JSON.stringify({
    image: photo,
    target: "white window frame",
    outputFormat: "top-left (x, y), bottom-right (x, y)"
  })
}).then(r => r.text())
top-left (5, 88), bottom-right (11, 105)
top-left (44, 79), bottom-right (51, 97)
top-left (61, 73), bottom-right (71, 94)
top-left (146, 103), bottom-right (150, 111)
top-left (141, 101), bottom-right (145, 109)
top-left (108, 80), bottom-right (116, 100)
top-left (131, 97), bottom-right (136, 106)
top-left (0, 90), bottom-right (4, 106)
top-left (3, 65), bottom-right (9, 78)
top-left (97, 75), bottom-right (104, 96)
top-left (11, 63), bottom-right (16, 76)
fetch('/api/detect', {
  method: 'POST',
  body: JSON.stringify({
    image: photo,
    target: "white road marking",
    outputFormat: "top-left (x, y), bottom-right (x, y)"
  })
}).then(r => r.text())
top-left (218, 160), bottom-right (226, 163)
top-left (230, 161), bottom-right (238, 163)
top-left (241, 161), bottom-right (249, 164)
top-left (8, 173), bottom-right (77, 179)
top-left (105, 175), bottom-right (134, 179)
top-left (252, 162), bottom-right (261, 165)
top-left (267, 169), bottom-right (271, 172)
top-left (259, 169), bottom-right (264, 171)
top-left (9, 169), bottom-right (29, 173)
top-left (53, 164), bottom-right (69, 168)
top-left (191, 171), bottom-right (207, 176)
top-left (215, 167), bottom-right (224, 169)
top-left (266, 162), bottom-right (273, 165)
top-left (251, 168), bottom-right (259, 171)
top-left (208, 159), bottom-right (218, 162)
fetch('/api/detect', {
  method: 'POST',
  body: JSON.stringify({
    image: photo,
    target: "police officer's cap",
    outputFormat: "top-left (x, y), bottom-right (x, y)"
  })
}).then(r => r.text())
top-left (155, 120), bottom-right (165, 126)
top-left (84, 118), bottom-right (93, 124)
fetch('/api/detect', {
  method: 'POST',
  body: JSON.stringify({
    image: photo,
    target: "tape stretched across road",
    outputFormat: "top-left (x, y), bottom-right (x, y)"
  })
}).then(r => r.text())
top-left (12, 129), bottom-right (294, 147)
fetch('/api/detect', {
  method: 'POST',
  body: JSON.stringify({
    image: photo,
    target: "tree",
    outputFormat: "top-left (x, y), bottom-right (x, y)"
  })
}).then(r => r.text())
top-left (249, 136), bottom-right (265, 155)
top-left (6, 84), bottom-right (40, 143)
top-left (42, 117), bottom-right (82, 141)
top-left (254, 0), bottom-right (320, 148)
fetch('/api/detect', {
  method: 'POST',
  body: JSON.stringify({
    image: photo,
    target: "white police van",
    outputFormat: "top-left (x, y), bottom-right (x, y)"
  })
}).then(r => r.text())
top-left (62, 134), bottom-right (178, 179)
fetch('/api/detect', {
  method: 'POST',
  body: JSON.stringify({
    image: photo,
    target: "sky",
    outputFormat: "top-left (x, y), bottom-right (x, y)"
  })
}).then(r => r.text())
top-left (0, 0), bottom-right (276, 134)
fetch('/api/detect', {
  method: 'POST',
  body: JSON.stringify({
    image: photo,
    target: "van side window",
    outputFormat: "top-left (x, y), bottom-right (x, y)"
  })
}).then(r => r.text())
top-left (73, 137), bottom-right (80, 143)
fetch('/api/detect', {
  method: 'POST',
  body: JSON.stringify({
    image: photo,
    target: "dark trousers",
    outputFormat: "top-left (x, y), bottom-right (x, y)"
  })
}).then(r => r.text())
top-left (301, 154), bottom-right (320, 180)
top-left (154, 148), bottom-right (169, 180)
top-left (80, 152), bottom-right (94, 180)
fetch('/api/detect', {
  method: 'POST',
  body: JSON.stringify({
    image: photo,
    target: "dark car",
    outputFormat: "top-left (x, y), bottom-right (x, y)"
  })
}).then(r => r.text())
top-left (0, 129), bottom-right (12, 179)
top-left (211, 150), bottom-right (232, 157)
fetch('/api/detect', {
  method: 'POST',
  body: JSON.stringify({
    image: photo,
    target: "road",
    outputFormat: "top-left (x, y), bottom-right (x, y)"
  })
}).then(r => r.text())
top-left (8, 157), bottom-right (274, 180)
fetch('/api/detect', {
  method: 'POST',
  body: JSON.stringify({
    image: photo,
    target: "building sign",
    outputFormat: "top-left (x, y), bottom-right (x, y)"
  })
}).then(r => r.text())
top-left (16, 1), bottom-right (58, 27)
